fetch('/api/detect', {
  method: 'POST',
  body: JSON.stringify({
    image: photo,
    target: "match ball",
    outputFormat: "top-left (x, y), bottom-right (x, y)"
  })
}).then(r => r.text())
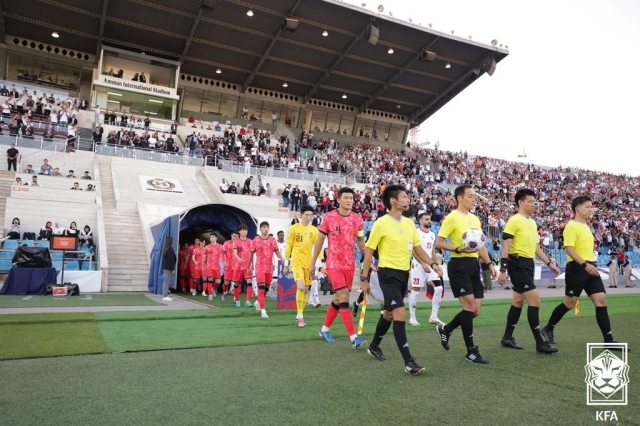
top-left (462, 228), bottom-right (486, 250)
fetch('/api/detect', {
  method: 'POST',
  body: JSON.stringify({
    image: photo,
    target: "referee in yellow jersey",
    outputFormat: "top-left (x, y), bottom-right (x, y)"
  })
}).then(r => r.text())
top-left (361, 185), bottom-right (443, 375)
top-left (541, 196), bottom-right (628, 351)
top-left (497, 189), bottom-right (559, 354)
top-left (435, 184), bottom-right (497, 364)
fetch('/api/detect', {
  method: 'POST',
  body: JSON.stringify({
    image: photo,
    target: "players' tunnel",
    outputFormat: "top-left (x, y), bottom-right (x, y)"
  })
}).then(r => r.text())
top-left (147, 203), bottom-right (258, 294)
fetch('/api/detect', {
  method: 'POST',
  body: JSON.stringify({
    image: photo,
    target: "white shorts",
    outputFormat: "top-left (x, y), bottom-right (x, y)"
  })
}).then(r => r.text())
top-left (369, 272), bottom-right (384, 303)
top-left (410, 264), bottom-right (439, 288)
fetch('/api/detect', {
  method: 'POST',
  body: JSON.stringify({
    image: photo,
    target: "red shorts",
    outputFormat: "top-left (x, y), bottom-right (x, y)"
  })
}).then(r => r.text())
top-left (255, 271), bottom-right (272, 285)
top-left (205, 269), bottom-right (221, 279)
top-left (230, 269), bottom-right (251, 283)
top-left (179, 268), bottom-right (189, 277)
top-left (191, 267), bottom-right (202, 279)
top-left (327, 268), bottom-right (354, 292)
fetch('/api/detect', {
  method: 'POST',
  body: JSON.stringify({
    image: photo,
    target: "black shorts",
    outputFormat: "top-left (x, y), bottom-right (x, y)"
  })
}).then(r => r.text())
top-left (447, 257), bottom-right (484, 299)
top-left (565, 262), bottom-right (606, 297)
top-left (507, 257), bottom-right (536, 294)
top-left (377, 268), bottom-right (409, 312)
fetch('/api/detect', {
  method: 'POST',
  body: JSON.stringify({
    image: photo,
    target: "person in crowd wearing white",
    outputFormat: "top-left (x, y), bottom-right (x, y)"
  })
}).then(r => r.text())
top-left (52, 221), bottom-right (65, 236)
top-left (79, 225), bottom-right (93, 244)
top-left (3, 217), bottom-right (23, 241)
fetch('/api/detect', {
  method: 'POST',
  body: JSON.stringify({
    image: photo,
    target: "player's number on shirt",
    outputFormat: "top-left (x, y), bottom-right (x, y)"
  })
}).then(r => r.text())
top-left (413, 278), bottom-right (421, 285)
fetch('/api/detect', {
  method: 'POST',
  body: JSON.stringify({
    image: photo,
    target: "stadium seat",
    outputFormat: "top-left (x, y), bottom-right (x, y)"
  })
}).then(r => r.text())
top-left (21, 240), bottom-right (35, 247)
top-left (0, 259), bottom-right (12, 272)
top-left (65, 261), bottom-right (79, 271)
top-left (51, 252), bottom-right (64, 260)
top-left (52, 260), bottom-right (63, 271)
top-left (3, 240), bottom-right (18, 250)
top-left (80, 261), bottom-right (96, 271)
top-left (36, 240), bottom-right (50, 249)
top-left (0, 250), bottom-right (14, 259)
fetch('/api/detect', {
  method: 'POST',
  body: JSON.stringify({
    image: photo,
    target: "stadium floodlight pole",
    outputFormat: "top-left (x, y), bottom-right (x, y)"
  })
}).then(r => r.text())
top-left (95, 0), bottom-right (110, 59)
top-left (242, 0), bottom-right (304, 92)
top-left (409, 54), bottom-right (492, 123)
top-left (359, 36), bottom-right (440, 113)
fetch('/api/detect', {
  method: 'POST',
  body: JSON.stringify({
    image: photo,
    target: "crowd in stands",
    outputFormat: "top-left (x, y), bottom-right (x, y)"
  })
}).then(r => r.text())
top-left (11, 158), bottom-right (95, 191)
top-left (101, 126), bottom-right (179, 152)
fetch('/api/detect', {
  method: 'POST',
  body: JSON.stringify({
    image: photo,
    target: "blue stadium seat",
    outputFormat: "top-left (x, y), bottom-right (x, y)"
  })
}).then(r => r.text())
top-left (0, 250), bottom-right (14, 259)
top-left (81, 261), bottom-right (97, 271)
top-left (0, 259), bottom-right (12, 272)
top-left (3, 240), bottom-right (18, 250)
top-left (52, 260), bottom-right (63, 271)
top-left (65, 261), bottom-right (79, 271)
top-left (51, 252), bottom-right (64, 260)
top-left (21, 240), bottom-right (35, 247)
top-left (36, 240), bottom-right (50, 249)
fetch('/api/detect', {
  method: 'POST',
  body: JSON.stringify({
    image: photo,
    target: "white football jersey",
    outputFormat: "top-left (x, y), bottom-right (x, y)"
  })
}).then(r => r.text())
top-left (273, 240), bottom-right (287, 274)
top-left (412, 228), bottom-right (435, 268)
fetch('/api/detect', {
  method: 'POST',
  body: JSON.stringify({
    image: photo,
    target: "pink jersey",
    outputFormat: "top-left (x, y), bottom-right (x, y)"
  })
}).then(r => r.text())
top-left (232, 238), bottom-right (253, 269)
top-left (222, 240), bottom-right (234, 266)
top-left (252, 236), bottom-right (278, 274)
top-left (191, 246), bottom-right (205, 267)
top-left (204, 243), bottom-right (223, 270)
top-left (319, 210), bottom-right (364, 270)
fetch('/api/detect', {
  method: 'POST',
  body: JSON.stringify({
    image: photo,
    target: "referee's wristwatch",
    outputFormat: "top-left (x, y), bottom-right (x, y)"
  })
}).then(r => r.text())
top-left (454, 247), bottom-right (461, 254)
top-left (360, 275), bottom-right (369, 282)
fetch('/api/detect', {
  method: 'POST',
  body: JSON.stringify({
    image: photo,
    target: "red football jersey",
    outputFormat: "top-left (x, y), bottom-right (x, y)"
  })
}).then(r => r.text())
top-left (191, 246), bottom-right (205, 267)
top-left (252, 236), bottom-right (278, 274)
top-left (318, 210), bottom-right (364, 270)
top-left (232, 238), bottom-right (253, 270)
top-left (204, 243), bottom-right (222, 270)
top-left (222, 240), bottom-right (234, 267)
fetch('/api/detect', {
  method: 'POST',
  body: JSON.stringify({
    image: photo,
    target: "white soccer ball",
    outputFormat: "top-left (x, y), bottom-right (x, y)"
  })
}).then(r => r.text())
top-left (462, 228), bottom-right (486, 250)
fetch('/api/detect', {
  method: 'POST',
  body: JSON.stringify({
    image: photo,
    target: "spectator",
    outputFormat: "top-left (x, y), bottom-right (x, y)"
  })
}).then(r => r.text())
top-left (86, 184), bottom-right (95, 191)
top-left (161, 236), bottom-right (176, 301)
top-left (65, 222), bottom-right (79, 238)
top-left (52, 222), bottom-right (65, 236)
top-left (6, 143), bottom-right (18, 172)
top-left (31, 176), bottom-right (39, 187)
top-left (67, 170), bottom-right (76, 178)
top-left (23, 164), bottom-right (35, 174)
top-left (139, 72), bottom-right (147, 83)
top-left (70, 182), bottom-right (82, 190)
top-left (81, 171), bottom-right (92, 180)
top-left (51, 168), bottom-right (62, 177)
top-left (38, 221), bottom-right (53, 241)
top-left (79, 225), bottom-right (93, 243)
top-left (93, 124), bottom-right (104, 143)
top-left (39, 159), bottom-right (53, 176)
top-left (4, 218), bottom-right (23, 240)
top-left (15, 177), bottom-right (24, 186)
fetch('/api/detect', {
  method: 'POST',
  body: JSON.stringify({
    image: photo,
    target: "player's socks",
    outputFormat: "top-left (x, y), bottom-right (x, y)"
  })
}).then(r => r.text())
top-left (303, 291), bottom-right (309, 307)
top-left (527, 306), bottom-right (544, 344)
top-left (409, 290), bottom-right (419, 321)
top-left (392, 320), bottom-right (413, 363)
top-left (595, 306), bottom-right (614, 342)
top-left (460, 310), bottom-right (475, 349)
top-left (296, 290), bottom-right (305, 316)
top-left (233, 284), bottom-right (241, 301)
top-left (246, 286), bottom-right (253, 301)
top-left (431, 286), bottom-right (443, 318)
top-left (339, 302), bottom-right (356, 336)
top-left (370, 314), bottom-right (392, 347)
top-left (546, 302), bottom-right (571, 331)
top-left (443, 311), bottom-right (463, 334)
top-left (322, 302), bottom-right (340, 330)
top-left (190, 280), bottom-right (197, 291)
top-left (222, 283), bottom-right (229, 294)
top-left (503, 305), bottom-right (522, 339)
top-left (258, 288), bottom-right (266, 312)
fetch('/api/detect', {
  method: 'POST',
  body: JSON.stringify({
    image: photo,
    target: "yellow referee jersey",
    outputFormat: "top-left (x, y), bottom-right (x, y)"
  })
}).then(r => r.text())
top-left (503, 214), bottom-right (539, 258)
top-left (563, 220), bottom-right (595, 262)
top-left (365, 214), bottom-right (421, 271)
top-left (285, 223), bottom-right (318, 268)
top-left (438, 210), bottom-right (481, 258)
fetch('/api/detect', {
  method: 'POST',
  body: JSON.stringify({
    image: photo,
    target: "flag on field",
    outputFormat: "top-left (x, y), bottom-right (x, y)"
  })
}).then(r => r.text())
top-left (357, 295), bottom-right (367, 335)
top-left (575, 300), bottom-right (580, 318)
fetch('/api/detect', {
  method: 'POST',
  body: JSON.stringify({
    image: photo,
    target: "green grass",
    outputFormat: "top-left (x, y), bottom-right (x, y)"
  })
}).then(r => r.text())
top-left (0, 294), bottom-right (162, 308)
top-left (0, 317), bottom-right (639, 425)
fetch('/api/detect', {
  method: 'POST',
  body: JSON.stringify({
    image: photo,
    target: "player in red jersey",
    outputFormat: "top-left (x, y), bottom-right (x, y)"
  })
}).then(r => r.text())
top-left (252, 221), bottom-right (284, 318)
top-left (310, 187), bottom-right (367, 348)
top-left (190, 238), bottom-right (205, 296)
top-left (221, 232), bottom-right (238, 301)
top-left (178, 243), bottom-right (190, 293)
top-left (203, 233), bottom-right (223, 300)
top-left (232, 224), bottom-right (254, 307)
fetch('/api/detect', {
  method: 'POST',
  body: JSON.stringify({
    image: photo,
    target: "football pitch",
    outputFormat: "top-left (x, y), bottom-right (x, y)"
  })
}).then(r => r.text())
top-left (0, 294), bottom-right (638, 425)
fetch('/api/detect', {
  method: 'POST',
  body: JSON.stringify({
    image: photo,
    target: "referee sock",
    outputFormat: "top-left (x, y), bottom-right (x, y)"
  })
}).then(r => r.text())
top-left (392, 321), bottom-right (413, 363)
top-left (527, 306), bottom-right (543, 344)
top-left (546, 302), bottom-right (571, 331)
top-left (370, 315), bottom-right (392, 348)
top-left (460, 310), bottom-right (475, 349)
top-left (443, 311), bottom-right (463, 335)
top-left (595, 306), bottom-right (614, 342)
top-left (503, 305), bottom-right (522, 339)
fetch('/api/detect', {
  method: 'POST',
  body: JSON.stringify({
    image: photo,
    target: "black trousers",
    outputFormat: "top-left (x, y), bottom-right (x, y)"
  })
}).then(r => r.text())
top-left (7, 158), bottom-right (16, 171)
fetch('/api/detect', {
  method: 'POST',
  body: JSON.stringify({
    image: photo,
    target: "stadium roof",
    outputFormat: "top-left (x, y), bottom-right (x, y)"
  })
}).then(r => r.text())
top-left (2, 0), bottom-right (509, 126)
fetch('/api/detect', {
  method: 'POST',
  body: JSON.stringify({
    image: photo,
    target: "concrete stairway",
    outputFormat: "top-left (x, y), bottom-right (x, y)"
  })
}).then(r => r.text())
top-left (0, 171), bottom-right (15, 233)
top-left (98, 156), bottom-right (149, 292)
top-left (195, 170), bottom-right (222, 203)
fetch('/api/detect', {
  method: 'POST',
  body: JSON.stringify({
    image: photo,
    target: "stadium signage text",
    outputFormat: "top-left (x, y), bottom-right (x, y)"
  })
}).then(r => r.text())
top-left (103, 78), bottom-right (171, 95)
top-left (94, 77), bottom-right (179, 99)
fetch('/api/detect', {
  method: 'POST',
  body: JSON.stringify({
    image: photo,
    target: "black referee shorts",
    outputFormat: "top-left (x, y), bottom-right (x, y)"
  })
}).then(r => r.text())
top-left (565, 261), bottom-right (605, 297)
top-left (447, 257), bottom-right (484, 299)
top-left (507, 256), bottom-right (536, 294)
top-left (377, 267), bottom-right (409, 312)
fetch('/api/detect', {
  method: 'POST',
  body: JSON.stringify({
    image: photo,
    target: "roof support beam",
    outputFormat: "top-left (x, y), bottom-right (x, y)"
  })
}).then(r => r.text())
top-left (303, 24), bottom-right (368, 104)
top-left (180, 6), bottom-right (206, 63)
top-left (359, 37), bottom-right (439, 113)
top-left (409, 55), bottom-right (490, 122)
top-left (95, 0), bottom-right (110, 58)
top-left (242, 0), bottom-right (304, 92)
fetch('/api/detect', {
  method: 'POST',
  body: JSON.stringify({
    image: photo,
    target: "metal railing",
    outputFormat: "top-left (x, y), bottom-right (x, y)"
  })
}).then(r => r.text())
top-left (95, 143), bottom-right (203, 166)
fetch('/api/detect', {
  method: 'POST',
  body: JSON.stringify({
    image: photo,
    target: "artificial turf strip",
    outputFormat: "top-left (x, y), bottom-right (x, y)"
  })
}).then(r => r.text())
top-left (0, 321), bottom-right (107, 360)
top-left (0, 317), bottom-right (639, 426)
top-left (0, 294), bottom-right (162, 308)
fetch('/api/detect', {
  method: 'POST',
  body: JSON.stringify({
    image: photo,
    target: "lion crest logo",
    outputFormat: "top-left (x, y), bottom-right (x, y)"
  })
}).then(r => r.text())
top-left (147, 178), bottom-right (175, 190)
top-left (584, 349), bottom-right (629, 399)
